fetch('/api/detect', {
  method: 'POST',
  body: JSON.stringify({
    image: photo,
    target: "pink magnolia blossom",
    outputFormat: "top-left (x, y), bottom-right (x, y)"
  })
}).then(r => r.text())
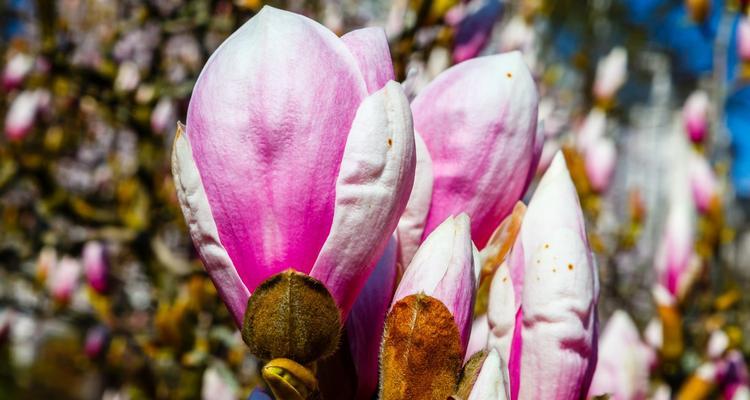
top-left (593, 47), bottom-right (627, 103)
top-left (689, 152), bottom-right (719, 214)
top-left (392, 214), bottom-right (476, 352)
top-left (682, 90), bottom-right (710, 144)
top-left (83, 241), bottom-right (108, 293)
top-left (451, 0), bottom-right (503, 63)
top-left (490, 152), bottom-right (598, 400)
top-left (4, 89), bottom-right (48, 140)
top-left (588, 310), bottom-right (655, 400)
top-left (2, 53), bottom-right (34, 90)
top-left (84, 325), bottom-right (108, 359)
top-left (410, 51), bottom-right (541, 250)
top-left (346, 237), bottom-right (398, 400)
top-left (654, 191), bottom-right (697, 298)
top-left (740, 17), bottom-right (750, 63)
top-left (576, 108), bottom-right (607, 152)
top-left (172, 7), bottom-right (416, 325)
top-left (48, 256), bottom-right (82, 303)
top-left (151, 97), bottom-right (177, 134)
top-left (584, 136), bottom-right (617, 193)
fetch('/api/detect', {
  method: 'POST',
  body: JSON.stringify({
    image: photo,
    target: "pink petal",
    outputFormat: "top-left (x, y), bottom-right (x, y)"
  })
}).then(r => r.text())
top-left (515, 152), bottom-right (598, 399)
top-left (689, 152), bottom-right (718, 214)
top-left (172, 128), bottom-right (250, 326)
top-left (452, 0), bottom-right (503, 63)
top-left (346, 236), bottom-right (398, 400)
top-left (588, 310), bottom-right (653, 400)
top-left (468, 348), bottom-right (511, 400)
top-left (396, 131), bottom-right (434, 269)
top-left (83, 241), bottom-right (108, 293)
top-left (413, 52), bottom-right (539, 248)
top-left (310, 81), bottom-right (416, 316)
top-left (392, 213), bottom-right (476, 352)
top-left (593, 47), bottom-right (627, 102)
top-left (186, 6), bottom-right (367, 293)
top-left (584, 136), bottom-right (617, 193)
top-left (49, 256), bottom-right (82, 303)
top-left (739, 17), bottom-right (750, 62)
top-left (682, 90), bottom-right (710, 144)
top-left (341, 27), bottom-right (395, 94)
top-left (5, 90), bottom-right (41, 140)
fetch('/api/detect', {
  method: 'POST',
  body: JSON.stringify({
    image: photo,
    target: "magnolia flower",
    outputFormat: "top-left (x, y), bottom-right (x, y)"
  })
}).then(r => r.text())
top-left (396, 133), bottom-right (434, 268)
top-left (392, 214), bottom-right (476, 351)
top-left (201, 365), bottom-right (239, 400)
top-left (682, 90), bottom-right (710, 144)
top-left (584, 136), bottom-right (617, 193)
top-left (48, 256), bottom-right (82, 303)
top-left (408, 51), bottom-right (540, 251)
top-left (689, 152), bottom-right (719, 214)
top-left (577, 108), bottom-right (607, 151)
top-left (468, 349), bottom-right (511, 399)
top-left (2, 52), bottom-right (34, 90)
top-left (721, 351), bottom-right (750, 400)
top-left (84, 325), bottom-right (108, 359)
top-left (151, 97), bottom-right (177, 134)
top-left (654, 192), bottom-right (697, 299)
top-left (83, 241), bottom-right (108, 294)
top-left (172, 6), bottom-right (415, 327)
top-left (707, 330), bottom-right (729, 360)
top-left (593, 47), bottom-right (627, 104)
top-left (740, 17), bottom-right (750, 63)
top-left (114, 61), bottom-right (140, 92)
top-left (451, 0), bottom-right (503, 63)
top-left (588, 310), bottom-right (654, 400)
top-left (488, 152), bottom-right (598, 399)
top-left (4, 89), bottom-right (47, 140)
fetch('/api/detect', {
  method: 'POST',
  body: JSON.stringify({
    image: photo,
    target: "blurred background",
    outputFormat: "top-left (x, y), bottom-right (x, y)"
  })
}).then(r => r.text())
top-left (1, 0), bottom-right (750, 398)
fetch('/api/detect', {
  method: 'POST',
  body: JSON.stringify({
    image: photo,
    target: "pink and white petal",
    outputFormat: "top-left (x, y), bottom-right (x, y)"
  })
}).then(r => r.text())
top-left (186, 6), bottom-right (367, 292)
top-left (341, 27), bottom-right (395, 94)
top-left (468, 348), bottom-right (511, 400)
top-left (311, 81), bottom-right (416, 317)
top-left (413, 52), bottom-right (539, 248)
top-left (396, 132), bottom-right (434, 269)
top-left (393, 214), bottom-right (476, 351)
top-left (516, 153), bottom-right (597, 400)
top-left (172, 127), bottom-right (249, 326)
top-left (487, 261), bottom-right (516, 365)
top-left (346, 236), bottom-right (398, 400)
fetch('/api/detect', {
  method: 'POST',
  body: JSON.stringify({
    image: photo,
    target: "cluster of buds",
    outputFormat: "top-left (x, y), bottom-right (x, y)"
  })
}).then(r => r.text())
top-left (173, 7), bottom-right (598, 399)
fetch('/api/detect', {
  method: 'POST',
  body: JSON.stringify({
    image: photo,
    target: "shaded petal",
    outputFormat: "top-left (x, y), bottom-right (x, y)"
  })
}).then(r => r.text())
top-left (392, 214), bottom-right (476, 352)
top-left (396, 131), bottom-right (434, 269)
top-left (468, 348), bottom-right (510, 400)
top-left (487, 261), bottom-right (516, 365)
top-left (186, 6), bottom-right (367, 292)
top-left (413, 52), bottom-right (539, 248)
top-left (311, 81), bottom-right (416, 316)
top-left (516, 152), bottom-right (598, 399)
top-left (172, 127), bottom-right (249, 325)
top-left (346, 237), bottom-right (398, 400)
top-left (341, 27), bottom-right (395, 94)
top-left (465, 314), bottom-right (490, 362)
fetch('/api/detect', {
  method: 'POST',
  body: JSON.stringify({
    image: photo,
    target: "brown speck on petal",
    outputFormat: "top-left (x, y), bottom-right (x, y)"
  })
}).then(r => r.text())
top-left (506, 72), bottom-right (512, 78)
top-left (568, 264), bottom-right (574, 270)
top-left (544, 244), bottom-right (549, 249)
top-left (387, 137), bottom-right (393, 148)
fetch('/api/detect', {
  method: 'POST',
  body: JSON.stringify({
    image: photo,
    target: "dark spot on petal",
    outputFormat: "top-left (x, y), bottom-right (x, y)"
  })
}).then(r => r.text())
top-left (568, 264), bottom-right (574, 270)
top-left (387, 138), bottom-right (393, 148)
top-left (506, 72), bottom-right (512, 78)
top-left (544, 244), bottom-right (549, 249)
